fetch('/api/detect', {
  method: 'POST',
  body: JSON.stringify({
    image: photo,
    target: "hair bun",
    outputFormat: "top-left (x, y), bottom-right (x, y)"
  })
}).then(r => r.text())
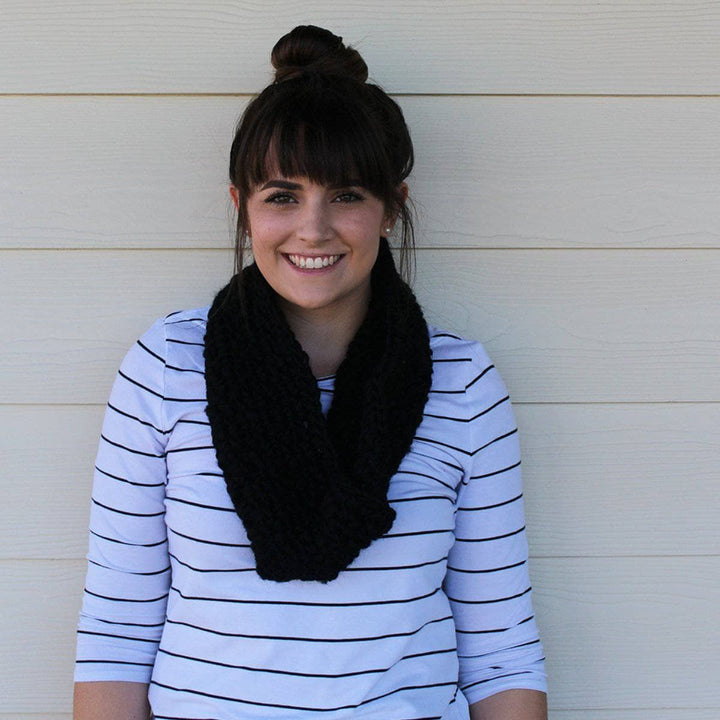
top-left (271, 25), bottom-right (368, 84)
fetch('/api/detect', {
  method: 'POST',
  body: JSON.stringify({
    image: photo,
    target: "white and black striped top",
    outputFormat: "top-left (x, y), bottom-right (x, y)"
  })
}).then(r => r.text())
top-left (75, 308), bottom-right (546, 720)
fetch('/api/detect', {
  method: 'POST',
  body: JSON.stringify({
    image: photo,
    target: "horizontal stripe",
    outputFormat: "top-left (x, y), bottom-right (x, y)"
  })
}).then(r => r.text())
top-left (165, 445), bottom-right (215, 455)
top-left (447, 586), bottom-right (532, 605)
top-left (383, 528), bottom-right (454, 539)
top-left (166, 315), bottom-right (207, 325)
top-left (166, 338), bottom-right (205, 346)
top-left (165, 496), bottom-right (234, 512)
top-left (107, 401), bottom-right (169, 434)
top-left (395, 469), bottom-right (455, 491)
top-left (454, 525), bottom-right (526, 543)
top-left (77, 659), bottom-right (154, 666)
top-left (163, 614), bottom-right (454, 644)
top-left (97, 618), bottom-right (165, 628)
top-left (467, 460), bottom-right (522, 482)
top-left (90, 529), bottom-right (167, 548)
top-left (169, 584), bottom-right (443, 608)
top-left (166, 363), bottom-right (205, 375)
top-left (78, 629), bottom-right (160, 644)
top-left (94, 464), bottom-right (165, 487)
top-left (137, 339), bottom-right (165, 364)
top-left (91, 498), bottom-right (165, 518)
top-left (455, 615), bottom-right (535, 635)
top-left (447, 560), bottom-right (527, 575)
top-left (461, 670), bottom-right (533, 692)
top-left (424, 395), bottom-right (509, 423)
top-left (430, 331), bottom-right (462, 341)
top-left (415, 427), bottom-right (518, 457)
top-left (389, 495), bottom-right (454, 504)
top-left (118, 369), bottom-right (163, 399)
top-left (345, 556), bottom-right (448, 572)
top-left (410, 449), bottom-right (464, 472)
top-left (88, 558), bottom-right (171, 576)
top-left (150, 678), bottom-right (457, 712)
top-left (155, 645), bottom-right (456, 679)
top-left (100, 433), bottom-right (165, 458)
top-left (119, 369), bottom-right (205, 402)
top-left (169, 552), bottom-right (253, 574)
top-left (166, 526), bottom-right (250, 548)
top-left (458, 493), bottom-right (523, 512)
top-left (84, 588), bottom-right (169, 603)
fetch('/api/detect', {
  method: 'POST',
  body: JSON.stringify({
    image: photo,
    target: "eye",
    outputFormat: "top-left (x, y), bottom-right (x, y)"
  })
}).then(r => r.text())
top-left (333, 190), bottom-right (365, 203)
top-left (264, 192), bottom-right (296, 204)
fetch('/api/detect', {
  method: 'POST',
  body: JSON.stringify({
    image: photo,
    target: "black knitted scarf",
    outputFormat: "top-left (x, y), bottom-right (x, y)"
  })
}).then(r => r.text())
top-left (203, 239), bottom-right (432, 583)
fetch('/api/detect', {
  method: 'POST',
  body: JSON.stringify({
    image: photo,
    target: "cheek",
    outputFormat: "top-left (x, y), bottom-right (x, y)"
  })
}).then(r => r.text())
top-left (248, 213), bottom-right (287, 246)
top-left (347, 212), bottom-right (385, 241)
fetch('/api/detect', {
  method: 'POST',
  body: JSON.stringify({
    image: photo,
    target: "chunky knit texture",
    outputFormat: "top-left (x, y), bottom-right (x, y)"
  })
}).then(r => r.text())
top-left (203, 239), bottom-right (432, 582)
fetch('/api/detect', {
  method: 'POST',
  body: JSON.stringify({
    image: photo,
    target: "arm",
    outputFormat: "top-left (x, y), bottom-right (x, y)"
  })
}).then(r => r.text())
top-left (74, 318), bottom-right (171, 716)
top-left (469, 689), bottom-right (547, 720)
top-left (74, 682), bottom-right (151, 720)
top-left (444, 344), bottom-right (547, 710)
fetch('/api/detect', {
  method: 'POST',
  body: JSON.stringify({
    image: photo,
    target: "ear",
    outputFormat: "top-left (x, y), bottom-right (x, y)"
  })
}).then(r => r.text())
top-left (384, 182), bottom-right (409, 232)
top-left (229, 184), bottom-right (240, 211)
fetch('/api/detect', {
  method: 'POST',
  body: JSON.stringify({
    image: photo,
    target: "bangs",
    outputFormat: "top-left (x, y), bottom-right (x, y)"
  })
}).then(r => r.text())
top-left (236, 81), bottom-right (393, 198)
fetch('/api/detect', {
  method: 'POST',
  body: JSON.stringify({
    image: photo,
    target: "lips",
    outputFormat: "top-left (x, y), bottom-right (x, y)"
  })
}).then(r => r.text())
top-left (286, 254), bottom-right (343, 269)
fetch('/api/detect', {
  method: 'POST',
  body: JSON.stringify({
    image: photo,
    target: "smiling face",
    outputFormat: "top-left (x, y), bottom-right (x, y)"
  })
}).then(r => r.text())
top-left (236, 176), bottom-right (391, 323)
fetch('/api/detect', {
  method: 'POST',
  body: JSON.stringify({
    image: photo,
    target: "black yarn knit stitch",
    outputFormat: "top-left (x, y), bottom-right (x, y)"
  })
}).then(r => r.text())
top-left (203, 239), bottom-right (432, 582)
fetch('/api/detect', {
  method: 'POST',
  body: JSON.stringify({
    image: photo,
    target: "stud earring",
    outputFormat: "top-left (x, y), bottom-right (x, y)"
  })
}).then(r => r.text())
top-left (384, 226), bottom-right (392, 235)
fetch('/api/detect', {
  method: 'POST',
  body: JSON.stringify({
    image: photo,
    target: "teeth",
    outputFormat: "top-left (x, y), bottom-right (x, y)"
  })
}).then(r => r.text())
top-left (288, 254), bottom-right (341, 269)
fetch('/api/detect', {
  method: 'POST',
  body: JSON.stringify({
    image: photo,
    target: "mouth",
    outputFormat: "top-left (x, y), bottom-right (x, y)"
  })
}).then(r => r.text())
top-left (285, 253), bottom-right (344, 270)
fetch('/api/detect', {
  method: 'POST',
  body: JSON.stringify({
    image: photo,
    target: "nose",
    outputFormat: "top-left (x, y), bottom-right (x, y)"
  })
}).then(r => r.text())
top-left (297, 198), bottom-right (332, 245)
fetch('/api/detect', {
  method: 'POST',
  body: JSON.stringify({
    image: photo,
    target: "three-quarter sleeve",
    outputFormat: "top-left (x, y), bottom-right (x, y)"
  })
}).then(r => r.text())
top-left (444, 343), bottom-right (547, 705)
top-left (75, 317), bottom-right (171, 683)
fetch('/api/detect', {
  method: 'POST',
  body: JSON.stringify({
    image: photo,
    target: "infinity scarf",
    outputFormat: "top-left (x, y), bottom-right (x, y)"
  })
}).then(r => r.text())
top-left (203, 239), bottom-right (432, 582)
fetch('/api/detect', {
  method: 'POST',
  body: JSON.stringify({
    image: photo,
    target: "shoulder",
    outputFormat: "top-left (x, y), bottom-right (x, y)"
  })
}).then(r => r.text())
top-left (126, 306), bottom-right (209, 377)
top-left (426, 325), bottom-right (513, 428)
top-left (131, 306), bottom-right (209, 349)
top-left (428, 324), bottom-right (498, 392)
top-left (162, 306), bottom-right (209, 338)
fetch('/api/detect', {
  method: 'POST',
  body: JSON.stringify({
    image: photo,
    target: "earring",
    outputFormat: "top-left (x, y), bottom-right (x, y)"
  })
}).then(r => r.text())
top-left (384, 226), bottom-right (392, 235)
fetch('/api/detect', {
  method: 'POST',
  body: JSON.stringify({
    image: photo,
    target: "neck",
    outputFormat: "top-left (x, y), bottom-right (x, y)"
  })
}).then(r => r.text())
top-left (280, 293), bottom-right (370, 378)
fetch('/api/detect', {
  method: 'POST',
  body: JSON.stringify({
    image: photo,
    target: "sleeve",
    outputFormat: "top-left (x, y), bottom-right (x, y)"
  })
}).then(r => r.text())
top-left (74, 317), bottom-right (171, 683)
top-left (443, 343), bottom-right (547, 705)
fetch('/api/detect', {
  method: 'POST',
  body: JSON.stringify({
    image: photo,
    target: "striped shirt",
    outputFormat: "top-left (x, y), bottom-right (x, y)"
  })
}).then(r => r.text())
top-left (75, 307), bottom-right (546, 720)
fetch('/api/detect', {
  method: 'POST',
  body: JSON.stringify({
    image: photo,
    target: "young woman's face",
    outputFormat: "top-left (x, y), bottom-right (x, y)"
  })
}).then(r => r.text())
top-left (237, 176), bottom-right (391, 321)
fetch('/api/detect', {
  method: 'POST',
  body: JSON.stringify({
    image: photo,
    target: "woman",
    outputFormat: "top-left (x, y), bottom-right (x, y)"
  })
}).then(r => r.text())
top-left (74, 25), bottom-right (547, 720)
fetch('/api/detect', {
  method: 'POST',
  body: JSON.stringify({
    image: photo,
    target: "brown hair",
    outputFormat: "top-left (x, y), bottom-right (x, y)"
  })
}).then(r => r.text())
top-left (228, 25), bottom-right (416, 284)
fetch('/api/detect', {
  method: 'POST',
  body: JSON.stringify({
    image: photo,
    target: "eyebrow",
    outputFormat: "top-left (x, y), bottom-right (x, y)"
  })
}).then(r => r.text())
top-left (259, 179), bottom-right (365, 191)
top-left (260, 180), bottom-right (303, 191)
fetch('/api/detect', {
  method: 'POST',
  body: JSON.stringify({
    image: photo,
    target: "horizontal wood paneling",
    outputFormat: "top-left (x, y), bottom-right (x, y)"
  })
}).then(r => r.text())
top-left (3, 96), bottom-right (720, 250)
top-left (1, 249), bottom-right (718, 404)
top-left (2, 2), bottom-right (720, 94)
top-left (0, 716), bottom-right (72, 720)
top-left (532, 557), bottom-right (720, 709)
top-left (4, 557), bottom-right (718, 712)
top-left (0, 560), bottom-right (84, 714)
top-left (520, 403), bottom-right (720, 557)
top-left (3, 403), bottom-right (718, 560)
top-left (551, 713), bottom-right (720, 720)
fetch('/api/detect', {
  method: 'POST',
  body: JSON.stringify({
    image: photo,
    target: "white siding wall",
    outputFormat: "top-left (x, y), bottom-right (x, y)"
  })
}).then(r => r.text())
top-left (1, 3), bottom-right (718, 718)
